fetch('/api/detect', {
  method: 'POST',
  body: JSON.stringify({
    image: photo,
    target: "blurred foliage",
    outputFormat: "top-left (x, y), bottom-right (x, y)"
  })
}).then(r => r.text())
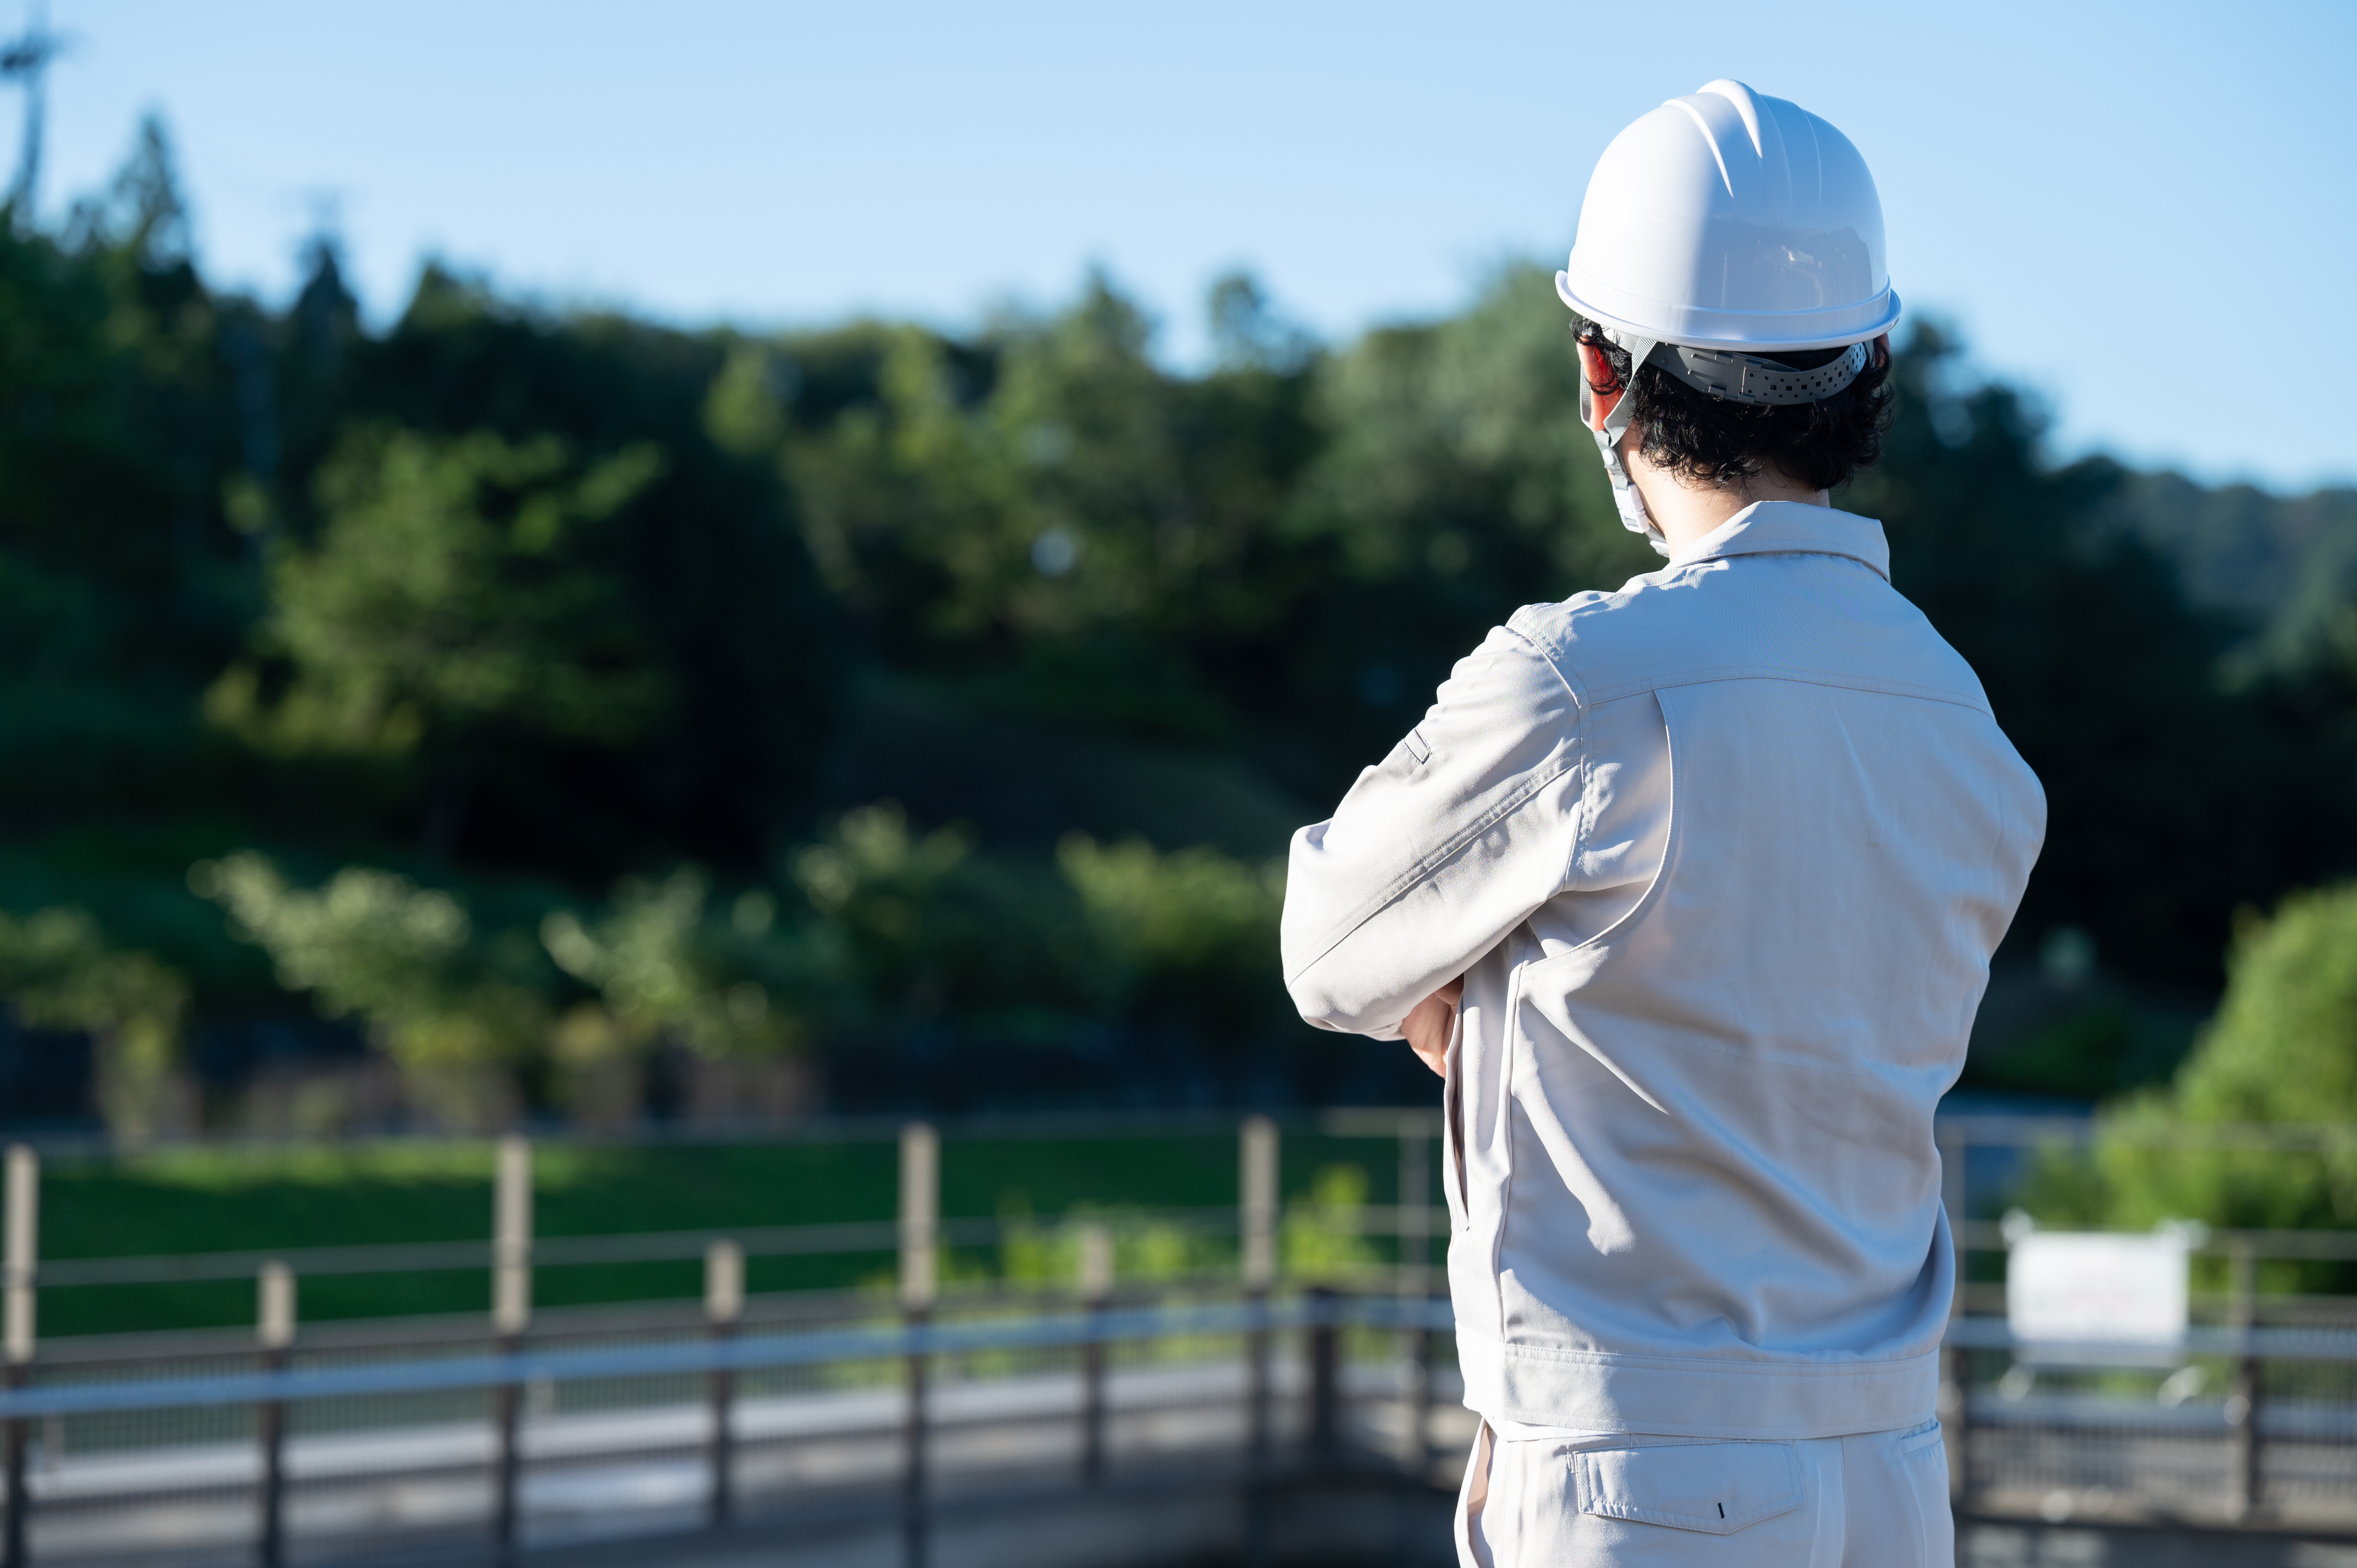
top-left (163, 817), bottom-right (1299, 1128)
top-left (1973, 1005), bottom-right (2141, 1100)
top-left (541, 870), bottom-right (831, 1063)
top-left (1060, 833), bottom-right (1286, 1043)
top-left (994, 1202), bottom-right (1235, 1292)
top-left (2025, 885), bottom-right (2357, 1253)
top-left (5, 120), bottom-right (2357, 1128)
top-left (2177, 886), bottom-right (2357, 1129)
top-left (36, 1130), bottom-right (1408, 1334)
top-left (210, 428), bottom-right (668, 765)
top-left (793, 802), bottom-right (1112, 1035)
top-left (190, 851), bottom-right (552, 1127)
top-left (1281, 1164), bottom-right (1386, 1281)
top-left (0, 907), bottom-right (187, 1140)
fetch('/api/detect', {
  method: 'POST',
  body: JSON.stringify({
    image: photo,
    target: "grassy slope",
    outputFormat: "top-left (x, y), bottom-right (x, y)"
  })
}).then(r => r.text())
top-left (37, 1129), bottom-right (1415, 1337)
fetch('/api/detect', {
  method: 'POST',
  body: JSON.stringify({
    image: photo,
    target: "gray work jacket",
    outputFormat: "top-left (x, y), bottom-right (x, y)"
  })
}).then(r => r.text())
top-left (1281, 502), bottom-right (2044, 1437)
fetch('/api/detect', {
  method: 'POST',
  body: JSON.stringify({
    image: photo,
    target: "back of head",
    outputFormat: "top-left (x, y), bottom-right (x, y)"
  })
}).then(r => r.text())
top-left (1557, 82), bottom-right (1900, 538)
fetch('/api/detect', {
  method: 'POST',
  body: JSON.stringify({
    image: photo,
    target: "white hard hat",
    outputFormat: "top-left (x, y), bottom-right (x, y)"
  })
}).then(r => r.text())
top-left (1556, 81), bottom-right (1898, 549)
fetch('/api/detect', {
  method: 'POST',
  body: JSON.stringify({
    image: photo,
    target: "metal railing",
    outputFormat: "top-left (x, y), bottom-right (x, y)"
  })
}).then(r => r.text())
top-left (1937, 1320), bottom-right (2357, 1532)
top-left (6, 1110), bottom-right (2357, 1557)
top-left (1935, 1113), bottom-right (2357, 1533)
top-left (0, 1288), bottom-right (1456, 1568)
top-left (0, 1116), bottom-right (1463, 1567)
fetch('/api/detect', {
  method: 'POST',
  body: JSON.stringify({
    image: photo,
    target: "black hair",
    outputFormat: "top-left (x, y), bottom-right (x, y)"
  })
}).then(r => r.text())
top-left (1575, 318), bottom-right (1894, 493)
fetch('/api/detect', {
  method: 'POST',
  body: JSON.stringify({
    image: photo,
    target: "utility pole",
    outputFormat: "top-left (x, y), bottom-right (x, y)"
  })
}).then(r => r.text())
top-left (0, 4), bottom-right (65, 228)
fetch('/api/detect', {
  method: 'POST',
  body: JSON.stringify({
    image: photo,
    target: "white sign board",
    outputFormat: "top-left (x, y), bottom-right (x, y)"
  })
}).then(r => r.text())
top-left (2007, 1230), bottom-right (2189, 1351)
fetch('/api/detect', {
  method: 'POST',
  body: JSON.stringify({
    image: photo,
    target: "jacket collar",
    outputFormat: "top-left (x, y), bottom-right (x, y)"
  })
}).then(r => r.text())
top-left (1666, 501), bottom-right (1891, 582)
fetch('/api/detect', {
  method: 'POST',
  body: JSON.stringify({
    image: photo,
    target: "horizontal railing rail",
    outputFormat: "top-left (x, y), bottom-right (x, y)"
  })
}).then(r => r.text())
top-left (1942, 1315), bottom-right (2357, 1363)
top-left (12, 1303), bottom-right (2356, 1425)
top-left (39, 1215), bottom-right (999, 1288)
top-left (1934, 1114), bottom-right (2357, 1152)
top-left (0, 1294), bottom-right (1455, 1421)
top-left (34, 1210), bottom-right (2357, 1294)
top-left (1953, 1217), bottom-right (2357, 1262)
top-left (12, 1106), bottom-right (2355, 1158)
top-left (32, 1204), bottom-right (1478, 1290)
top-left (6, 1284), bottom-right (2357, 1554)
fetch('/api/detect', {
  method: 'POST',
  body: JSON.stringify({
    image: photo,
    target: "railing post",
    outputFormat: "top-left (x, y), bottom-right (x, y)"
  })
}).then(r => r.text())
top-left (1397, 1117), bottom-right (1431, 1476)
top-left (705, 1240), bottom-right (742, 1528)
top-left (1241, 1116), bottom-right (1277, 1463)
top-left (490, 1134), bottom-right (531, 1563)
top-left (899, 1123), bottom-right (937, 1568)
top-left (2226, 1236), bottom-right (2261, 1522)
top-left (1240, 1116), bottom-right (1278, 1568)
top-left (1412, 1305), bottom-right (1436, 1476)
top-left (1941, 1343), bottom-right (1972, 1511)
top-left (1935, 1120), bottom-right (1970, 1512)
top-left (256, 1262), bottom-right (294, 1568)
top-left (4, 1144), bottom-right (37, 1568)
top-left (1077, 1222), bottom-right (1111, 1486)
top-left (1306, 1287), bottom-right (1339, 1462)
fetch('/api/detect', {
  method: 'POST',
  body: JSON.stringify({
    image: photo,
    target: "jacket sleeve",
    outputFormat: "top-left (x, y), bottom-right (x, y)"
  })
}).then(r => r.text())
top-left (1279, 622), bottom-right (1587, 1039)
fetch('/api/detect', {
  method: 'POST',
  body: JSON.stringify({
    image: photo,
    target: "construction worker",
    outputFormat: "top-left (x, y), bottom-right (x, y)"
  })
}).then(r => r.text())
top-left (1280, 81), bottom-right (2043, 1565)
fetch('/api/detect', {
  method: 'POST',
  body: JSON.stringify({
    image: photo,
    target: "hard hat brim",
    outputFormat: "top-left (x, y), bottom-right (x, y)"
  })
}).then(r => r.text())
top-left (1555, 268), bottom-right (1901, 356)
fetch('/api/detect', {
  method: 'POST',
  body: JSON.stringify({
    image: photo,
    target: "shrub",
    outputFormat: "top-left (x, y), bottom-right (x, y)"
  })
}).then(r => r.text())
top-left (0, 906), bottom-right (188, 1141)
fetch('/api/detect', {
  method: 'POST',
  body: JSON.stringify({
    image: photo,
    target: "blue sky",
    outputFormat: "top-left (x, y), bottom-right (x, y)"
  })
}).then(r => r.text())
top-left (16, 0), bottom-right (2354, 493)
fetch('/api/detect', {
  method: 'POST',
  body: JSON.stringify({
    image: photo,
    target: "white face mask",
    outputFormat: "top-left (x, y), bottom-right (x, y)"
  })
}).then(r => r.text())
top-left (1582, 328), bottom-right (1667, 556)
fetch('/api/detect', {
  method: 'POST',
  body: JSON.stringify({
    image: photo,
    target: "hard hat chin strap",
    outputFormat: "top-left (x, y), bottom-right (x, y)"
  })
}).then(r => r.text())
top-left (1591, 330), bottom-right (1667, 556)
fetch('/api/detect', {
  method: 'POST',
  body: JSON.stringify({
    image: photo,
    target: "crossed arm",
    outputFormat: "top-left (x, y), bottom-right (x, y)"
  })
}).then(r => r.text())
top-left (1278, 622), bottom-right (1585, 1074)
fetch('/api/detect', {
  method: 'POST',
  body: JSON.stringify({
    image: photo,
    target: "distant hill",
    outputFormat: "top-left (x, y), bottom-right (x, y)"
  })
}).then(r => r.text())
top-left (2092, 468), bottom-right (2357, 662)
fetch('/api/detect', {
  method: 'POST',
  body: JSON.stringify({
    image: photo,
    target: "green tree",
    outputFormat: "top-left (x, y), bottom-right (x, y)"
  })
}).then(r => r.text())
top-left (2023, 885), bottom-right (2357, 1252)
top-left (0, 117), bottom-right (252, 818)
top-left (334, 265), bottom-right (845, 871)
top-left (779, 273), bottom-right (1322, 747)
top-left (541, 868), bottom-right (841, 1068)
top-left (1058, 833), bottom-right (1288, 1042)
top-left (2177, 885), bottom-right (2357, 1125)
top-left (191, 852), bottom-right (554, 1128)
top-left (0, 907), bottom-right (188, 1141)
top-left (792, 803), bottom-right (1111, 1035)
top-left (1271, 263), bottom-right (1653, 794)
top-left (209, 426), bottom-right (667, 850)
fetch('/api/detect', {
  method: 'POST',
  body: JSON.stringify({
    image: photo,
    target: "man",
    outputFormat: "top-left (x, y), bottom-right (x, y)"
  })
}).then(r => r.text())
top-left (1279, 82), bottom-right (2044, 1565)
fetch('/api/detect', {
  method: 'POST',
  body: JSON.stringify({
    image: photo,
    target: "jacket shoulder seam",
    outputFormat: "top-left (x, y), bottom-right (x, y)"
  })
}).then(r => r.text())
top-left (1581, 667), bottom-right (1993, 714)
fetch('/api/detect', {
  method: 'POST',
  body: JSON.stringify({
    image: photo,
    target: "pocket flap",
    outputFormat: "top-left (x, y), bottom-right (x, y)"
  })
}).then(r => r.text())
top-left (1574, 1442), bottom-right (1802, 1535)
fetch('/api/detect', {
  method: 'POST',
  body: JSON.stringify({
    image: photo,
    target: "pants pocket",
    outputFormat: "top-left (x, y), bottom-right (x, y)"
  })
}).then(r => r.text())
top-left (1574, 1442), bottom-right (1803, 1535)
top-left (1897, 1421), bottom-right (1954, 1567)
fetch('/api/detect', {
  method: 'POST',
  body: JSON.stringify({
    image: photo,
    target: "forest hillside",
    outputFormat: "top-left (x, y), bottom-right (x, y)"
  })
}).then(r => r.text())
top-left (5, 124), bottom-right (2354, 1133)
